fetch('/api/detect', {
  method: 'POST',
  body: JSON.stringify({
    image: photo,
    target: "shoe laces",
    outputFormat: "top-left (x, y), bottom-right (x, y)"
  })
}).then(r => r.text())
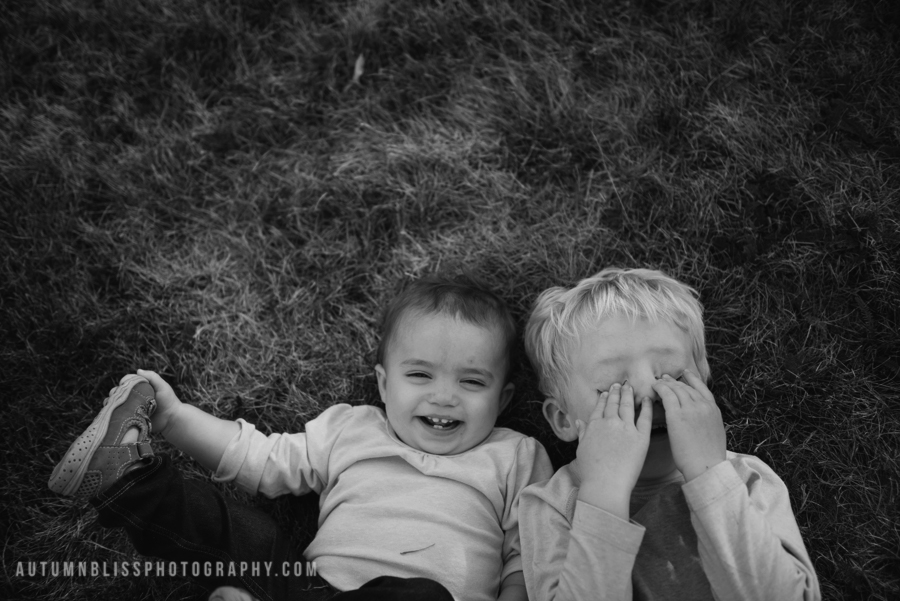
top-left (134, 401), bottom-right (154, 435)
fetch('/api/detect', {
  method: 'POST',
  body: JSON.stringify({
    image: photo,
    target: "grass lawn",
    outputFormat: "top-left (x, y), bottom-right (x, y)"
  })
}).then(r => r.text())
top-left (2, 0), bottom-right (899, 599)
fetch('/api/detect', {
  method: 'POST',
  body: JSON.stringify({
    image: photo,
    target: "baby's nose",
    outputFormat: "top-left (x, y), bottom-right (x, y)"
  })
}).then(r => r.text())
top-left (431, 385), bottom-right (459, 406)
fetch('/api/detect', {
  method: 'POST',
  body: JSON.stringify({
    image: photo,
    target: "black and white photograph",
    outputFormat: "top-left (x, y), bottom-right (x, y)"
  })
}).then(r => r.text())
top-left (3, 1), bottom-right (899, 600)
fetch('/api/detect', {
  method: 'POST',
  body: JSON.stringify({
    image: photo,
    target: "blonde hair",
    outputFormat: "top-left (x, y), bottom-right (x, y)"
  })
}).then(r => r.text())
top-left (524, 267), bottom-right (709, 405)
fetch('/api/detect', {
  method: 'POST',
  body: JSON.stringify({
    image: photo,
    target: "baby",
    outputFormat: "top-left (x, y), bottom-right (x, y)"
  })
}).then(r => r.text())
top-left (49, 274), bottom-right (552, 601)
top-left (519, 267), bottom-right (820, 600)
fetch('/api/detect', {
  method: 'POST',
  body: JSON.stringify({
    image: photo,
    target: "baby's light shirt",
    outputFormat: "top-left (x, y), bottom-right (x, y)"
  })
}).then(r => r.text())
top-left (214, 403), bottom-right (553, 601)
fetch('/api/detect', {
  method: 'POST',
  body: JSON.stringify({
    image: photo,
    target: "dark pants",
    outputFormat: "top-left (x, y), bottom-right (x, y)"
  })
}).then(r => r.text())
top-left (91, 455), bottom-right (452, 601)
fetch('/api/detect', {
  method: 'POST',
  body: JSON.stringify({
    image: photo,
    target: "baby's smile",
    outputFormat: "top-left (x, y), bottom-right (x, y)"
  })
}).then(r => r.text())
top-left (419, 416), bottom-right (462, 431)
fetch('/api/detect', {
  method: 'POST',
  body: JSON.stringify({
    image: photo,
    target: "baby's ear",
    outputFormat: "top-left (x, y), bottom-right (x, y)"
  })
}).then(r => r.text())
top-left (499, 382), bottom-right (515, 413)
top-left (542, 398), bottom-right (578, 442)
top-left (374, 365), bottom-right (387, 403)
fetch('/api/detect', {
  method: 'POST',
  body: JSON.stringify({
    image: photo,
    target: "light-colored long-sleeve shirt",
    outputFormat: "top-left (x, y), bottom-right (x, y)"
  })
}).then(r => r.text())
top-left (519, 451), bottom-right (821, 601)
top-left (214, 403), bottom-right (553, 601)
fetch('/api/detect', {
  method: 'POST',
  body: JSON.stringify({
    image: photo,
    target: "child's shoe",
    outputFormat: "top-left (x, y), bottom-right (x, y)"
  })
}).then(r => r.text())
top-left (208, 587), bottom-right (258, 601)
top-left (48, 374), bottom-right (156, 498)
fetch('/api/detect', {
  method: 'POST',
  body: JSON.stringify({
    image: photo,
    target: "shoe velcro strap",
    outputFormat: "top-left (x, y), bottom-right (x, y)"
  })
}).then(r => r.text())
top-left (117, 442), bottom-right (153, 462)
top-left (135, 441), bottom-right (153, 458)
top-left (93, 442), bottom-right (154, 468)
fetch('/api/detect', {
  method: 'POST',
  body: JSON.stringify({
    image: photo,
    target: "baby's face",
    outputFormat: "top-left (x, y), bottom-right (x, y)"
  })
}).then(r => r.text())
top-left (564, 314), bottom-right (701, 478)
top-left (375, 312), bottom-right (513, 455)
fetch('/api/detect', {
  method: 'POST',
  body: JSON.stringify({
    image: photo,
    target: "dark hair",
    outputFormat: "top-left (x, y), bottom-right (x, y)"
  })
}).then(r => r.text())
top-left (376, 274), bottom-right (518, 381)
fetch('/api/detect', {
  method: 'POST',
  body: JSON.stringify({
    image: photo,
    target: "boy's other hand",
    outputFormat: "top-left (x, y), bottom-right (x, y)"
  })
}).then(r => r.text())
top-left (576, 382), bottom-right (652, 519)
top-left (136, 369), bottom-right (184, 438)
top-left (652, 369), bottom-right (726, 482)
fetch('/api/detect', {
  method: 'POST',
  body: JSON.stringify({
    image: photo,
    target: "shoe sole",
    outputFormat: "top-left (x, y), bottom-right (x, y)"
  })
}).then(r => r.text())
top-left (48, 374), bottom-right (151, 497)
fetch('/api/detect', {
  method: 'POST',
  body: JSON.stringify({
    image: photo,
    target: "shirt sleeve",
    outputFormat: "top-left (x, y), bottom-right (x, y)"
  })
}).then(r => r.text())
top-left (520, 479), bottom-right (645, 601)
top-left (499, 437), bottom-right (554, 582)
top-left (212, 404), bottom-right (355, 499)
top-left (683, 456), bottom-right (821, 601)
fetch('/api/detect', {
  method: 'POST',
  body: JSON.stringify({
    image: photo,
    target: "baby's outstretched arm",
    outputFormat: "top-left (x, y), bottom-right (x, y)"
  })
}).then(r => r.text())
top-left (138, 369), bottom-right (239, 472)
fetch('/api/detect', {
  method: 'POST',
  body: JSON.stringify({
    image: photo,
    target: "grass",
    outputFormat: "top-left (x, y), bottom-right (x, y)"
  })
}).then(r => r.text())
top-left (2, 0), bottom-right (899, 599)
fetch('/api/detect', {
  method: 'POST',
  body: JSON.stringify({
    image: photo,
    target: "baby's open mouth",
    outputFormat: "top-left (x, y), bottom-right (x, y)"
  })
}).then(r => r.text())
top-left (419, 416), bottom-right (461, 431)
top-left (650, 422), bottom-right (668, 437)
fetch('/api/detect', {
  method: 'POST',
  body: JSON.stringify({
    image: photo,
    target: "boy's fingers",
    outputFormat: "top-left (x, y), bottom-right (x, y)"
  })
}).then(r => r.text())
top-left (681, 369), bottom-right (715, 403)
top-left (603, 384), bottom-right (622, 418)
top-left (653, 379), bottom-right (682, 411)
top-left (663, 374), bottom-right (703, 407)
top-left (619, 383), bottom-right (636, 423)
top-left (635, 397), bottom-right (654, 434)
top-left (590, 391), bottom-right (609, 421)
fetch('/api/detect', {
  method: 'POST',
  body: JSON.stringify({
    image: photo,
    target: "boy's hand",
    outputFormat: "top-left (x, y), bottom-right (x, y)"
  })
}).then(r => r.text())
top-left (136, 369), bottom-right (183, 438)
top-left (576, 382), bottom-right (653, 519)
top-left (652, 369), bottom-right (726, 482)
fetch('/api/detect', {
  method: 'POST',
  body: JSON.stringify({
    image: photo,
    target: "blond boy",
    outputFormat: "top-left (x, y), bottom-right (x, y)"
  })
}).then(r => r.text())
top-left (519, 268), bottom-right (820, 601)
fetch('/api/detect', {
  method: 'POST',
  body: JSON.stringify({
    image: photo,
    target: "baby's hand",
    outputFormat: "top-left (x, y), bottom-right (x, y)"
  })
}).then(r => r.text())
top-left (652, 369), bottom-right (726, 482)
top-left (136, 369), bottom-right (184, 438)
top-left (576, 382), bottom-right (653, 519)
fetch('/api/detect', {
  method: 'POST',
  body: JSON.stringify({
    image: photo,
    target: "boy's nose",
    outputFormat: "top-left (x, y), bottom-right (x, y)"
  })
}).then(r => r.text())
top-left (626, 377), bottom-right (659, 405)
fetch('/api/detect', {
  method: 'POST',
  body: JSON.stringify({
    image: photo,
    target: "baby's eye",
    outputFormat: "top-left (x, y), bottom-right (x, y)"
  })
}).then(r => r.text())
top-left (407, 372), bottom-right (431, 380)
top-left (461, 379), bottom-right (486, 387)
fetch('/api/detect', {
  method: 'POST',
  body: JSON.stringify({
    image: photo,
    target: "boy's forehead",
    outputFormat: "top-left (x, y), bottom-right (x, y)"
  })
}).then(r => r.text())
top-left (573, 315), bottom-right (693, 363)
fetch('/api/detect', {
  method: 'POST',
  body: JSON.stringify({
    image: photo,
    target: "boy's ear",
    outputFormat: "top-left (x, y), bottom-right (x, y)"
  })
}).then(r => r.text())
top-left (498, 382), bottom-right (515, 413)
top-left (542, 398), bottom-right (578, 442)
top-left (374, 364), bottom-right (387, 403)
